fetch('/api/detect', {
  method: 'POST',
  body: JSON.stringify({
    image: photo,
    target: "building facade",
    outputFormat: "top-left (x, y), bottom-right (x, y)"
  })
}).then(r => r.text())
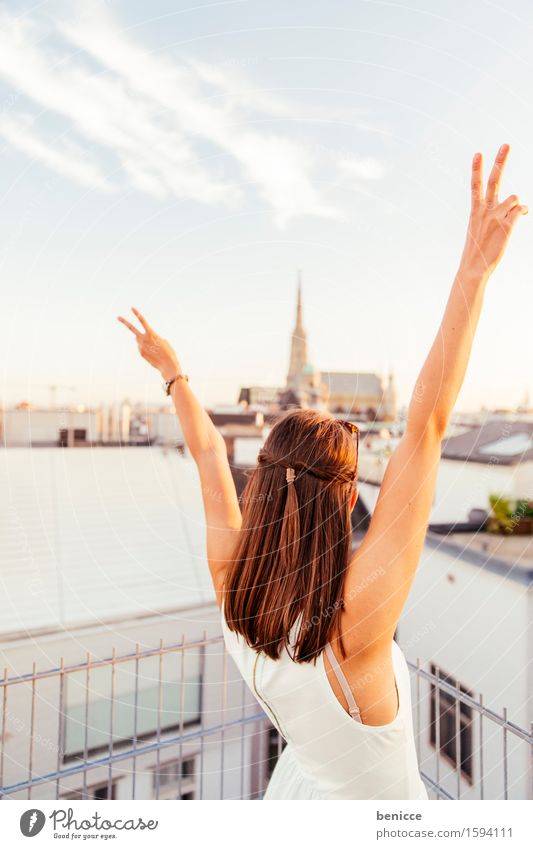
top-left (1, 407), bottom-right (98, 447)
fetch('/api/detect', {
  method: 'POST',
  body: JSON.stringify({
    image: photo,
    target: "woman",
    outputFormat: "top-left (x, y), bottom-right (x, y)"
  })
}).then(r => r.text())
top-left (118, 145), bottom-right (526, 800)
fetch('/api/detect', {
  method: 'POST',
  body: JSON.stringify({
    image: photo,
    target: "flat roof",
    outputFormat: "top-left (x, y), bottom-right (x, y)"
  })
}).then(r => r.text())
top-left (425, 530), bottom-right (533, 586)
top-left (0, 447), bottom-right (215, 638)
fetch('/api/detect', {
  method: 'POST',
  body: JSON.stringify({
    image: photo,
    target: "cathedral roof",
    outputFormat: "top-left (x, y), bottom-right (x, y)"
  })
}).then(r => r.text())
top-left (320, 371), bottom-right (383, 398)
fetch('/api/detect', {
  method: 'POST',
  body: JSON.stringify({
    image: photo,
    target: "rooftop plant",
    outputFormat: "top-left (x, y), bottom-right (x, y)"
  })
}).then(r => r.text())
top-left (488, 493), bottom-right (533, 535)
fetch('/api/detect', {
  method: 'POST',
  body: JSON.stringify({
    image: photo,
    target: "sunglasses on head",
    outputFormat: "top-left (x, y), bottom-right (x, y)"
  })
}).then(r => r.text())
top-left (336, 418), bottom-right (359, 451)
top-left (337, 419), bottom-right (359, 435)
top-left (336, 419), bottom-right (359, 484)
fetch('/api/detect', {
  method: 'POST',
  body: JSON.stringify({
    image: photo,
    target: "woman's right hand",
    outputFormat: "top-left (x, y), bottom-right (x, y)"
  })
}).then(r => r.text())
top-left (459, 144), bottom-right (527, 279)
top-left (117, 307), bottom-right (181, 381)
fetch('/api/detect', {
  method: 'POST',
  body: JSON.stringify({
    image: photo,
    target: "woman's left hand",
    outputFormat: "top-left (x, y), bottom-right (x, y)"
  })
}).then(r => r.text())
top-left (117, 307), bottom-right (181, 381)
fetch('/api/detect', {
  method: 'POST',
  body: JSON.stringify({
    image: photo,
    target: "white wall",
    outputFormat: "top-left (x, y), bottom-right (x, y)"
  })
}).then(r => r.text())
top-left (233, 437), bottom-right (264, 466)
top-left (1, 409), bottom-right (98, 446)
top-left (146, 411), bottom-right (184, 445)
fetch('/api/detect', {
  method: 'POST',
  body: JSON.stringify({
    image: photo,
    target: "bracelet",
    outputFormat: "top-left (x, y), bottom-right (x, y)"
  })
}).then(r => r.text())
top-left (163, 373), bottom-right (189, 395)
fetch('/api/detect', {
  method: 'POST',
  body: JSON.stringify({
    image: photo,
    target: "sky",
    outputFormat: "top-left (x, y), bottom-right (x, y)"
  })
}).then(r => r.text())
top-left (1, 0), bottom-right (532, 411)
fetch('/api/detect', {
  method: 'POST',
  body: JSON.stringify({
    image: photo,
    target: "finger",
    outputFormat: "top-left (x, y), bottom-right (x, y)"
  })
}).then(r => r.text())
top-left (505, 204), bottom-right (528, 228)
top-left (499, 194), bottom-right (520, 216)
top-left (117, 316), bottom-right (141, 338)
top-left (486, 143), bottom-right (510, 204)
top-left (131, 307), bottom-right (152, 333)
top-left (471, 152), bottom-right (483, 203)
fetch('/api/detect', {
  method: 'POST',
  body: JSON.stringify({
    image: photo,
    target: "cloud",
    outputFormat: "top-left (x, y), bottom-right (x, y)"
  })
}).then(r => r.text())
top-left (0, 11), bottom-right (235, 207)
top-left (0, 111), bottom-right (111, 191)
top-left (0, 6), bottom-right (342, 225)
top-left (339, 156), bottom-right (386, 181)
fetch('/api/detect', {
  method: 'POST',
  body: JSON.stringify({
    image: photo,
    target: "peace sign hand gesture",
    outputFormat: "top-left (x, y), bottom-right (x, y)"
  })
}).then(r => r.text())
top-left (117, 307), bottom-right (181, 382)
top-left (461, 143), bottom-right (527, 278)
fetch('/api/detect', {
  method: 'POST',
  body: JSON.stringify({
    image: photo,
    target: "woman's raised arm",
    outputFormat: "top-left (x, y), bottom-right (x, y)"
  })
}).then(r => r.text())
top-left (405, 144), bottom-right (527, 439)
top-left (117, 307), bottom-right (241, 600)
top-left (342, 145), bottom-right (527, 653)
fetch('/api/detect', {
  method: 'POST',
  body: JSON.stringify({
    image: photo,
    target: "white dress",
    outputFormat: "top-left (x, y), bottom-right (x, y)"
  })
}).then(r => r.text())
top-left (220, 606), bottom-right (428, 800)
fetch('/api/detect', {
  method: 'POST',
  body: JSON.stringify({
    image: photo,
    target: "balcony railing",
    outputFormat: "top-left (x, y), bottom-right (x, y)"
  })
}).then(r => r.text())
top-left (1, 635), bottom-right (531, 800)
top-left (412, 658), bottom-right (533, 800)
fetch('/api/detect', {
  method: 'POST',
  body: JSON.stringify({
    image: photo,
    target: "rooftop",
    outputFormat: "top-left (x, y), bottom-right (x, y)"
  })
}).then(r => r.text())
top-left (425, 529), bottom-right (533, 586)
top-left (319, 371), bottom-right (383, 397)
top-left (442, 420), bottom-right (533, 465)
top-left (357, 482), bottom-right (533, 587)
top-left (0, 447), bottom-right (214, 639)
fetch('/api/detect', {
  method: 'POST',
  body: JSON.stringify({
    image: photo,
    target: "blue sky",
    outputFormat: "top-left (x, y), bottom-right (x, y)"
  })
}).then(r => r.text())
top-left (1, 0), bottom-right (532, 410)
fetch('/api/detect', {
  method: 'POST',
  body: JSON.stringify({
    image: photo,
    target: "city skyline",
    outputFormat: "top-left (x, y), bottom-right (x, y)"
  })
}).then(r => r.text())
top-left (1, 1), bottom-right (532, 410)
top-left (2, 271), bottom-right (531, 414)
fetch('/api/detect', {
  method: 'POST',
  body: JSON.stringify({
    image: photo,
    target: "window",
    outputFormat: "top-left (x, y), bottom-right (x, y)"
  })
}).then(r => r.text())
top-left (429, 664), bottom-right (474, 783)
top-left (58, 428), bottom-right (87, 446)
top-left (62, 652), bottom-right (202, 760)
top-left (265, 725), bottom-right (286, 783)
top-left (62, 781), bottom-right (116, 800)
top-left (152, 756), bottom-right (198, 800)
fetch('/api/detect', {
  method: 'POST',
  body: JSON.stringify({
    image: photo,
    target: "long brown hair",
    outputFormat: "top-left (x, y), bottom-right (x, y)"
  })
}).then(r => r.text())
top-left (223, 409), bottom-right (358, 663)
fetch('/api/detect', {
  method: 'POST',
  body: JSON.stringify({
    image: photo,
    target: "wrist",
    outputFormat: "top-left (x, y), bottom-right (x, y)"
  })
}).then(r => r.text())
top-left (455, 261), bottom-right (491, 289)
top-left (160, 362), bottom-right (181, 382)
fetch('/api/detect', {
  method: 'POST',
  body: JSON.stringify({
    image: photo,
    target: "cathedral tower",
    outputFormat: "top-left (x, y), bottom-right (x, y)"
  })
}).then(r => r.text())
top-left (382, 371), bottom-right (398, 420)
top-left (286, 272), bottom-right (308, 389)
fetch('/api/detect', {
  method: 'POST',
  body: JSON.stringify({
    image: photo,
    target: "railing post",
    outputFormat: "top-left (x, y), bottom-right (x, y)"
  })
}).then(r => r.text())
top-left (178, 634), bottom-right (186, 800)
top-left (28, 662), bottom-right (37, 800)
top-left (530, 722), bottom-right (533, 801)
top-left (455, 690), bottom-right (461, 799)
top-left (56, 657), bottom-right (65, 800)
top-left (1, 667), bottom-right (7, 799)
top-left (132, 642), bottom-right (140, 800)
top-left (82, 651), bottom-right (91, 799)
top-left (155, 638), bottom-right (164, 801)
top-left (503, 706), bottom-right (509, 800)
top-left (240, 676), bottom-right (246, 801)
top-left (107, 648), bottom-right (116, 799)
top-left (435, 665), bottom-right (441, 797)
top-left (416, 657), bottom-right (421, 762)
top-left (199, 632), bottom-right (206, 801)
top-left (479, 693), bottom-right (484, 801)
top-left (220, 645), bottom-right (228, 799)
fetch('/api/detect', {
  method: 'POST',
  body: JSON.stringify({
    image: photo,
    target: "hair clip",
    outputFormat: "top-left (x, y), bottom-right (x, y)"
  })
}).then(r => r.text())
top-left (286, 467), bottom-right (296, 483)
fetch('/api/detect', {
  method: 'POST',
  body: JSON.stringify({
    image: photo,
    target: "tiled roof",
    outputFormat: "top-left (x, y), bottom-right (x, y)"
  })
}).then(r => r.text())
top-left (320, 371), bottom-right (383, 397)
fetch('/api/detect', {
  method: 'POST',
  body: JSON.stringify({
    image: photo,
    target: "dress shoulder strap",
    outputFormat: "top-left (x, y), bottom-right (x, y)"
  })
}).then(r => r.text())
top-left (324, 643), bottom-right (363, 723)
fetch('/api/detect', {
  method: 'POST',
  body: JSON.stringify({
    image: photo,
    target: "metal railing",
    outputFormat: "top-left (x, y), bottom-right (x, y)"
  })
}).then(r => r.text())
top-left (1, 636), bottom-right (531, 800)
top-left (0, 634), bottom-right (273, 801)
top-left (410, 659), bottom-right (533, 800)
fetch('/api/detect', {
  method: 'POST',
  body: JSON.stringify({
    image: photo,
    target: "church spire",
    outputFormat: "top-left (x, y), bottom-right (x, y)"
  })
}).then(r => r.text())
top-left (295, 269), bottom-right (303, 330)
top-left (286, 271), bottom-right (308, 389)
